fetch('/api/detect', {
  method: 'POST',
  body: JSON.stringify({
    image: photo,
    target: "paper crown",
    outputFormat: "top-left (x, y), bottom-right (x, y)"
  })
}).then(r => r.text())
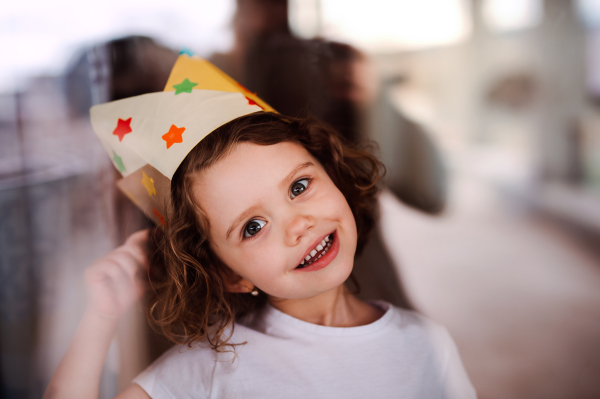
top-left (90, 54), bottom-right (275, 226)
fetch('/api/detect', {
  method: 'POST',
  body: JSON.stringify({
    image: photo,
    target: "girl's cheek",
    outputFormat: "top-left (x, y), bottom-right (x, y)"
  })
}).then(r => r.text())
top-left (242, 246), bottom-right (274, 272)
top-left (320, 186), bottom-right (351, 216)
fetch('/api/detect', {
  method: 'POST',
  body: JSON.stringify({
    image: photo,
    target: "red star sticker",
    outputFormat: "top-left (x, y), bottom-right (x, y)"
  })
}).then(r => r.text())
top-left (162, 124), bottom-right (186, 149)
top-left (152, 207), bottom-right (167, 226)
top-left (245, 96), bottom-right (263, 109)
top-left (113, 117), bottom-right (133, 141)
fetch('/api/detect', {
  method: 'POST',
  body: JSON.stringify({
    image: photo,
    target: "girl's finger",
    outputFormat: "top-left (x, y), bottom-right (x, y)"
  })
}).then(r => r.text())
top-left (125, 229), bottom-right (149, 246)
top-left (122, 231), bottom-right (150, 264)
top-left (101, 258), bottom-right (129, 282)
top-left (102, 259), bottom-right (137, 297)
top-left (109, 250), bottom-right (144, 280)
top-left (114, 245), bottom-right (147, 269)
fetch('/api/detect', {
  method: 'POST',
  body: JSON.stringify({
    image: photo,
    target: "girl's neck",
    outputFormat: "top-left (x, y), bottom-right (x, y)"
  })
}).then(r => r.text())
top-left (268, 284), bottom-right (384, 327)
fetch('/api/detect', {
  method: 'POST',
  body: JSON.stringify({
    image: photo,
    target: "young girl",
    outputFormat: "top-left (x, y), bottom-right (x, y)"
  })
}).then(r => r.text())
top-left (45, 58), bottom-right (476, 399)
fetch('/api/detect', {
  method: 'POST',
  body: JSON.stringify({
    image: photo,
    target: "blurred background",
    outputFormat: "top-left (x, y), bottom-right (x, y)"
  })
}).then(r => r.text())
top-left (2, 0), bottom-right (600, 398)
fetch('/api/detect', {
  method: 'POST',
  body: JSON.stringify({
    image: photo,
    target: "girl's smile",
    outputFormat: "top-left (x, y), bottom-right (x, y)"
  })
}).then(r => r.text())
top-left (191, 141), bottom-right (357, 300)
top-left (294, 232), bottom-right (339, 272)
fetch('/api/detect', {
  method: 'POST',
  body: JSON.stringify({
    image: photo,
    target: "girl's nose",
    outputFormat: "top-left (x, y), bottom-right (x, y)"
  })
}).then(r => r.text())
top-left (284, 213), bottom-right (316, 246)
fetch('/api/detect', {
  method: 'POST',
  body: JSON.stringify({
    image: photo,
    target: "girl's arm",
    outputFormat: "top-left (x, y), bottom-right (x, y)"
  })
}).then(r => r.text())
top-left (44, 230), bottom-right (151, 399)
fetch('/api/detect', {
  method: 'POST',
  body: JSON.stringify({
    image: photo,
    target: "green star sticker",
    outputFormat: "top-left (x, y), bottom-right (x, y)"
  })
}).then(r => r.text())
top-left (113, 151), bottom-right (126, 173)
top-left (173, 78), bottom-right (198, 94)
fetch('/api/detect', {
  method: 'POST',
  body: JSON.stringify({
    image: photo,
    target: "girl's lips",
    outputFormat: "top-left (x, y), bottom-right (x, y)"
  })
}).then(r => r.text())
top-left (294, 231), bottom-right (339, 272)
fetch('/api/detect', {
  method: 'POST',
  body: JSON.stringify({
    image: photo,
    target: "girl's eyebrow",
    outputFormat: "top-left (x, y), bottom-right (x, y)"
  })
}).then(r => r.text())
top-left (225, 162), bottom-right (315, 241)
top-left (278, 161), bottom-right (314, 190)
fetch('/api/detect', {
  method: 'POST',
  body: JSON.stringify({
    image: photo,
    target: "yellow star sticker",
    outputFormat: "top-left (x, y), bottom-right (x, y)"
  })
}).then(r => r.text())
top-left (141, 171), bottom-right (157, 196)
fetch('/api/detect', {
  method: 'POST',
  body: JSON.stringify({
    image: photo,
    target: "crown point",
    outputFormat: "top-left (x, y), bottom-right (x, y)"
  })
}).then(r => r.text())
top-left (179, 48), bottom-right (195, 57)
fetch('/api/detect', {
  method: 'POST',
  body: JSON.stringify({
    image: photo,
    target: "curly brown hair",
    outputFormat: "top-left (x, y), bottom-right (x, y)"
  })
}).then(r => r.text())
top-left (147, 112), bottom-right (384, 351)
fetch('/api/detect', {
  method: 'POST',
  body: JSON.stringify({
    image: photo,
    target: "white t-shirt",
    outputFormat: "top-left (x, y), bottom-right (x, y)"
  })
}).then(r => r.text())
top-left (134, 302), bottom-right (476, 398)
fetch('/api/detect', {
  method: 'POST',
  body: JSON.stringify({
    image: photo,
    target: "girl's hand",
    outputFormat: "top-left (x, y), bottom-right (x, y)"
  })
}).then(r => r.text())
top-left (84, 230), bottom-right (149, 320)
top-left (44, 230), bottom-right (151, 399)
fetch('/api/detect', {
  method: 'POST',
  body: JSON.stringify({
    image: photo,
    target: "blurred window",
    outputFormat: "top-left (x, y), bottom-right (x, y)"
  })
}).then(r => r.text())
top-left (578, 0), bottom-right (600, 28)
top-left (579, 0), bottom-right (600, 99)
top-left (481, 0), bottom-right (543, 32)
top-left (290, 0), bottom-right (471, 53)
top-left (289, 0), bottom-right (322, 39)
top-left (0, 0), bottom-right (235, 93)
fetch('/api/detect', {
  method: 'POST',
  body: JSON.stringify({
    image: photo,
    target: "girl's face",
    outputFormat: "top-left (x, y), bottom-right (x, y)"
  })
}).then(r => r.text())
top-left (192, 141), bottom-right (357, 299)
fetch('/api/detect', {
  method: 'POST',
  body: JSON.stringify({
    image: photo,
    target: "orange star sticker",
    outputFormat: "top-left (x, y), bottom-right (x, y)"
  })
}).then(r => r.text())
top-left (162, 124), bottom-right (186, 149)
top-left (113, 117), bottom-right (132, 141)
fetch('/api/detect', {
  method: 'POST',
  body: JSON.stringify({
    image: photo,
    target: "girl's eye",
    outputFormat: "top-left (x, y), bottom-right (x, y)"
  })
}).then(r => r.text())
top-left (244, 219), bottom-right (266, 238)
top-left (290, 179), bottom-right (309, 199)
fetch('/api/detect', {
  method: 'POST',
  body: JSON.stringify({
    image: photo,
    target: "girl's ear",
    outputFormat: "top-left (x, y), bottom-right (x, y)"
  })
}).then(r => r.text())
top-left (219, 267), bottom-right (255, 294)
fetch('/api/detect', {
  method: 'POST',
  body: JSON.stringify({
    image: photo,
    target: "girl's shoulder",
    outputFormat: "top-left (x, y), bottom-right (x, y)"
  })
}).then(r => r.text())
top-left (132, 342), bottom-right (217, 397)
top-left (386, 304), bottom-right (451, 335)
top-left (132, 323), bottom-right (255, 398)
top-left (381, 303), bottom-right (461, 355)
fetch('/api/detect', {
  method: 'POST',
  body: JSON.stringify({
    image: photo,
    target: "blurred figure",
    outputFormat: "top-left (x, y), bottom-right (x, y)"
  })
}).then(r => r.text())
top-left (246, 39), bottom-right (367, 144)
top-left (66, 36), bottom-right (178, 115)
top-left (211, 0), bottom-right (449, 309)
top-left (64, 36), bottom-right (178, 391)
top-left (210, 0), bottom-right (290, 84)
top-left (372, 78), bottom-right (447, 214)
top-left (67, 35), bottom-right (178, 243)
top-left (0, 36), bottom-right (177, 399)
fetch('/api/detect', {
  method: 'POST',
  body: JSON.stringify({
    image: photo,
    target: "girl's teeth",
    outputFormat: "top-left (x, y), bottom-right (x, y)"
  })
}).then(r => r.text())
top-left (299, 235), bottom-right (333, 268)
